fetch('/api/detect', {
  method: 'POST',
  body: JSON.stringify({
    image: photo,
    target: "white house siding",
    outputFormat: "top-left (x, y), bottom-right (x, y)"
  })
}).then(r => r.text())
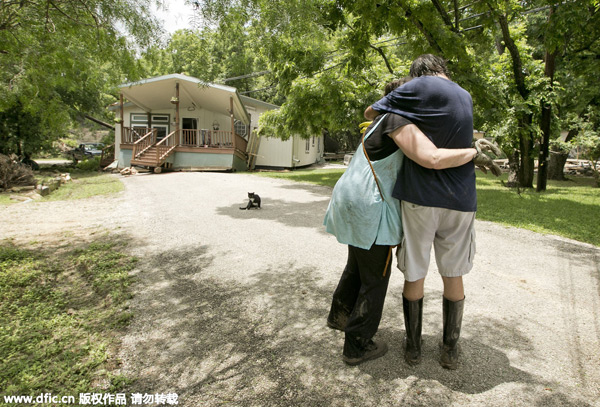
top-left (294, 134), bottom-right (323, 167)
top-left (254, 136), bottom-right (294, 168)
top-left (252, 134), bottom-right (323, 169)
top-left (240, 95), bottom-right (323, 169)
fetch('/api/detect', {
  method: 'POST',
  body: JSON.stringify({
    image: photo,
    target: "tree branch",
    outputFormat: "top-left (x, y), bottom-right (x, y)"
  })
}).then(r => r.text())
top-left (430, 0), bottom-right (457, 32)
top-left (495, 11), bottom-right (529, 98)
top-left (369, 43), bottom-right (394, 75)
top-left (453, 0), bottom-right (460, 31)
top-left (404, 7), bottom-right (444, 54)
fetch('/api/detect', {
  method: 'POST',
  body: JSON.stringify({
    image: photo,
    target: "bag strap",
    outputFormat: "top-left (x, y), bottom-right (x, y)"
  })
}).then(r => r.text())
top-left (361, 115), bottom-right (386, 201)
top-left (362, 115), bottom-right (398, 276)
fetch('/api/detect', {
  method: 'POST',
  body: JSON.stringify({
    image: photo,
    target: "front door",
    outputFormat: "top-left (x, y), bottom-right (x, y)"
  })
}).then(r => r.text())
top-left (153, 124), bottom-right (168, 142)
top-left (182, 118), bottom-right (197, 130)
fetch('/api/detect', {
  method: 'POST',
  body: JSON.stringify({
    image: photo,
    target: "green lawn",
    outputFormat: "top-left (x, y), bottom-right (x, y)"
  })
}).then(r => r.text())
top-left (42, 173), bottom-right (123, 201)
top-left (257, 169), bottom-right (600, 246)
top-left (0, 240), bottom-right (136, 400)
top-left (1, 171), bottom-right (123, 204)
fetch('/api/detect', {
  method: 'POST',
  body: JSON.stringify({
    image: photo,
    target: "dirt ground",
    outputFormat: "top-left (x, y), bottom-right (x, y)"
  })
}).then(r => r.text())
top-left (1, 171), bottom-right (599, 407)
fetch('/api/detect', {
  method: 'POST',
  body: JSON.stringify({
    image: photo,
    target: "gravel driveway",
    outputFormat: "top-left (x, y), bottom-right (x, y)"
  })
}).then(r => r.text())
top-left (2, 171), bottom-right (599, 406)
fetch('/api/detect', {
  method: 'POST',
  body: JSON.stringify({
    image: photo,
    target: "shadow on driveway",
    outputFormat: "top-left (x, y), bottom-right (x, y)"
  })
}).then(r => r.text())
top-left (120, 245), bottom-right (592, 407)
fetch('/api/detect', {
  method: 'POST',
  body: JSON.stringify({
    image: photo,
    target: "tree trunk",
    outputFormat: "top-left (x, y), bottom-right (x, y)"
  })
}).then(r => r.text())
top-left (518, 114), bottom-right (535, 188)
top-left (537, 6), bottom-right (557, 192)
top-left (506, 150), bottom-right (520, 187)
top-left (537, 96), bottom-right (552, 191)
top-left (548, 150), bottom-right (568, 180)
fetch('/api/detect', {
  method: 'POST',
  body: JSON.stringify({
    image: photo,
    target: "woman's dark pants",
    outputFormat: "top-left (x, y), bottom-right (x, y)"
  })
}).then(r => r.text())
top-left (328, 244), bottom-right (392, 358)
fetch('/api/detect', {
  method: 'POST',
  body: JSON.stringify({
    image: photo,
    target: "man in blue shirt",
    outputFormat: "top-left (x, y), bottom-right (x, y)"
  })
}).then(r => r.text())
top-left (364, 54), bottom-right (475, 370)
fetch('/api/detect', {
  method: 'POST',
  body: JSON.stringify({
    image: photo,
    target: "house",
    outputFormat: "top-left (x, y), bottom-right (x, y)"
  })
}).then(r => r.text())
top-left (239, 95), bottom-right (324, 169)
top-left (111, 74), bottom-right (323, 172)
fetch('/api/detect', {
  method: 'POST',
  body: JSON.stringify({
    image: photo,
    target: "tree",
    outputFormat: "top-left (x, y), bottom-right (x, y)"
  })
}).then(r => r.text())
top-left (0, 0), bottom-right (162, 157)
top-left (188, 0), bottom-right (600, 190)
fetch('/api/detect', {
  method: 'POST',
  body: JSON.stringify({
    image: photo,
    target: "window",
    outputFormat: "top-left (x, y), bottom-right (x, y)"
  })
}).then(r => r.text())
top-left (234, 119), bottom-right (248, 137)
top-left (305, 138), bottom-right (310, 153)
top-left (312, 136), bottom-right (315, 147)
top-left (129, 113), bottom-right (170, 141)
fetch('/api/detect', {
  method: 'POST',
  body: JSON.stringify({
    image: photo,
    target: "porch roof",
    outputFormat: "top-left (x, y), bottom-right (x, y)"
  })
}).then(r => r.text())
top-left (118, 74), bottom-right (250, 125)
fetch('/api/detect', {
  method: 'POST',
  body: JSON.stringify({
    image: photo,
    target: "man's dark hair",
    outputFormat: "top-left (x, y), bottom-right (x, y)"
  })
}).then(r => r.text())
top-left (409, 54), bottom-right (451, 78)
top-left (384, 76), bottom-right (411, 96)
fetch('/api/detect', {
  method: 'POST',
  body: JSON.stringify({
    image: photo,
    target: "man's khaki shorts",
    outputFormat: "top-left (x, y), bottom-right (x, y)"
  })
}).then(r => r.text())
top-left (397, 201), bottom-right (476, 282)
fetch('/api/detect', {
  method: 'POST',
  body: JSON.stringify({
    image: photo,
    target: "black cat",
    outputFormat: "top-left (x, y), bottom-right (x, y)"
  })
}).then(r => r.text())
top-left (240, 192), bottom-right (261, 210)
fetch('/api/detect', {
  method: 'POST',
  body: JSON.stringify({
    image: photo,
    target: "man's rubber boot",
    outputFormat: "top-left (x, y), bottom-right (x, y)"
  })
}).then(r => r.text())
top-left (403, 295), bottom-right (423, 366)
top-left (440, 296), bottom-right (464, 370)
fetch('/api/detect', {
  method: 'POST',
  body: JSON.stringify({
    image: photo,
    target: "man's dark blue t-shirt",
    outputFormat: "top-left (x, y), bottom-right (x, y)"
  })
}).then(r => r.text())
top-left (371, 76), bottom-right (477, 212)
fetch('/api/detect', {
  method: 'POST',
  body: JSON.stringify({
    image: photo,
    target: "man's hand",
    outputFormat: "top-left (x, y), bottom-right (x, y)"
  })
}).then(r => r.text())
top-left (473, 139), bottom-right (502, 176)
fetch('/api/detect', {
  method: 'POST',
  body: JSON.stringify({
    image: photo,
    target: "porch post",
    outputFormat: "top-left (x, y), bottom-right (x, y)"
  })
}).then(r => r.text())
top-left (230, 96), bottom-right (236, 150)
top-left (119, 93), bottom-right (124, 143)
top-left (175, 82), bottom-right (180, 146)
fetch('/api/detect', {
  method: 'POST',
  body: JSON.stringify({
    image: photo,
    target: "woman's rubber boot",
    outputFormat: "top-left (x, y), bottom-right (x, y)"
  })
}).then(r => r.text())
top-left (440, 296), bottom-right (464, 370)
top-left (402, 295), bottom-right (423, 366)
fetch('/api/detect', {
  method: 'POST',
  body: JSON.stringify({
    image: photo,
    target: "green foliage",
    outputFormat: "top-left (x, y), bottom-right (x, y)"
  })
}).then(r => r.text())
top-left (570, 111), bottom-right (600, 185)
top-left (192, 0), bottom-right (600, 188)
top-left (549, 138), bottom-right (572, 154)
top-left (0, 240), bottom-right (137, 396)
top-left (0, 0), bottom-right (162, 157)
top-left (258, 73), bottom-right (379, 142)
top-left (76, 157), bottom-right (101, 172)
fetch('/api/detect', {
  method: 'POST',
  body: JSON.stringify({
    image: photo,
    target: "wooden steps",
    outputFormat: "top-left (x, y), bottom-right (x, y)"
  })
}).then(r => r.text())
top-left (131, 146), bottom-right (161, 167)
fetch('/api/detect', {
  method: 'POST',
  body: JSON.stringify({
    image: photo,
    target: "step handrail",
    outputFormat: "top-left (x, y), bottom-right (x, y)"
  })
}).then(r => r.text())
top-left (155, 130), bottom-right (179, 164)
top-left (132, 129), bottom-right (157, 159)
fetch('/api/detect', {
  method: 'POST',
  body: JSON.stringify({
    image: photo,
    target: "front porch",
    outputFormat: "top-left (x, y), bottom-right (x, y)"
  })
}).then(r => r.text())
top-left (115, 74), bottom-right (253, 172)
top-left (120, 127), bottom-right (249, 171)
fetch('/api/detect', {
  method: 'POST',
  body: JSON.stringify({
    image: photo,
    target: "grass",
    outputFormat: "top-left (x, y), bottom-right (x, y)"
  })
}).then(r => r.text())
top-left (0, 239), bottom-right (137, 401)
top-left (256, 168), bottom-right (346, 188)
top-left (257, 168), bottom-right (600, 246)
top-left (42, 173), bottom-right (123, 201)
top-left (0, 169), bottom-right (123, 205)
top-left (475, 172), bottom-right (600, 246)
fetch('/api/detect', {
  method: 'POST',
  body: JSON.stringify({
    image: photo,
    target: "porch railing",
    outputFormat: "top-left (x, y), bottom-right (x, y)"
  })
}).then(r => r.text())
top-left (100, 144), bottom-right (115, 167)
top-left (122, 127), bottom-right (151, 144)
top-left (180, 129), bottom-right (236, 148)
top-left (180, 129), bottom-right (248, 152)
top-left (132, 129), bottom-right (157, 160)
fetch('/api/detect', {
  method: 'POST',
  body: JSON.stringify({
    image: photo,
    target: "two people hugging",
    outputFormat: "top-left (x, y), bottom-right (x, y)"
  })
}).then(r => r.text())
top-left (323, 54), bottom-right (501, 368)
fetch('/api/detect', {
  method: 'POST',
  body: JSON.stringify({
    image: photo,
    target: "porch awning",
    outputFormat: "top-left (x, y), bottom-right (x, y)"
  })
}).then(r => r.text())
top-left (118, 74), bottom-right (250, 125)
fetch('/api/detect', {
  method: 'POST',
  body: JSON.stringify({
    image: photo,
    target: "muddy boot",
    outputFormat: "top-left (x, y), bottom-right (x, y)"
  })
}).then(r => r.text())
top-left (403, 295), bottom-right (423, 366)
top-left (343, 334), bottom-right (388, 366)
top-left (440, 296), bottom-right (464, 370)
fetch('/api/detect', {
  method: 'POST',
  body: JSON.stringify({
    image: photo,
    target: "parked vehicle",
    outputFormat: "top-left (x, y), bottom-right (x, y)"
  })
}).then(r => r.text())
top-left (64, 144), bottom-right (93, 163)
top-left (83, 143), bottom-right (105, 156)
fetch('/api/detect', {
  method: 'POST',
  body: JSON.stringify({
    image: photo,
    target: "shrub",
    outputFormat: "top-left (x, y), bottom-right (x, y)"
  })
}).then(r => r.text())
top-left (76, 156), bottom-right (100, 171)
top-left (0, 154), bottom-right (37, 191)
